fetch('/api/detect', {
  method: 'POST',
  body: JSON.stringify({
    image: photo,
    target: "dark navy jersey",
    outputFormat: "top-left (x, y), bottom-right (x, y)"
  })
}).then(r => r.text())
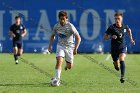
top-left (105, 24), bottom-right (130, 49)
top-left (10, 24), bottom-right (26, 41)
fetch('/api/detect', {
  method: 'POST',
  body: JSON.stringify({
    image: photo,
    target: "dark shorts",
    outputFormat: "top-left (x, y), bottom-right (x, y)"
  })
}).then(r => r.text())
top-left (13, 41), bottom-right (23, 49)
top-left (111, 47), bottom-right (127, 62)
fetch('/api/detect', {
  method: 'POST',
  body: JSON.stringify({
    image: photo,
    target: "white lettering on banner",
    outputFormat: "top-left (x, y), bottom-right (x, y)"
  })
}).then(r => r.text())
top-left (32, 10), bottom-right (52, 40)
top-left (0, 11), bottom-right (6, 40)
top-left (104, 9), bottom-right (125, 29)
top-left (10, 10), bottom-right (29, 40)
top-left (0, 9), bottom-right (126, 41)
top-left (56, 10), bottom-right (76, 22)
top-left (80, 9), bottom-right (101, 40)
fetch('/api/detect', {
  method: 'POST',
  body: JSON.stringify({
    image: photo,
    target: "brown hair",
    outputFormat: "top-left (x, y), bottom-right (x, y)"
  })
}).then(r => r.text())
top-left (114, 12), bottom-right (123, 17)
top-left (15, 15), bottom-right (21, 19)
top-left (58, 11), bottom-right (68, 19)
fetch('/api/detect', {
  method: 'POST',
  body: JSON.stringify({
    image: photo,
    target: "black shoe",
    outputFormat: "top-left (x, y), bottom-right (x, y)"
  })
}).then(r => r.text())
top-left (15, 62), bottom-right (18, 64)
top-left (120, 77), bottom-right (125, 83)
top-left (113, 62), bottom-right (119, 71)
top-left (65, 66), bottom-right (67, 71)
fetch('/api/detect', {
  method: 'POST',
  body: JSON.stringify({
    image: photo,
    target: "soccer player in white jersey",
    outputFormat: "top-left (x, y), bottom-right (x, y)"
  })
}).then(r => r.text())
top-left (48, 11), bottom-right (81, 86)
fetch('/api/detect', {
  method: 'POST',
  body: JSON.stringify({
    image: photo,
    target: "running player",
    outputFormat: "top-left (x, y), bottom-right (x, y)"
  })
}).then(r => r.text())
top-left (103, 12), bottom-right (135, 83)
top-left (9, 16), bottom-right (27, 64)
top-left (48, 11), bottom-right (81, 86)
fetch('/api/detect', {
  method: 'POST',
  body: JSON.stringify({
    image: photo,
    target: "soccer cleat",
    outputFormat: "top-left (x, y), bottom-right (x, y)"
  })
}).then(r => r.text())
top-left (15, 60), bottom-right (18, 64)
top-left (120, 77), bottom-right (125, 83)
top-left (64, 66), bottom-right (67, 71)
top-left (113, 62), bottom-right (119, 71)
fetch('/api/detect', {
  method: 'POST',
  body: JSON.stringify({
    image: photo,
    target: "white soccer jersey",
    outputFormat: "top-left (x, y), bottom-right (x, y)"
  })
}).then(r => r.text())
top-left (52, 21), bottom-right (79, 47)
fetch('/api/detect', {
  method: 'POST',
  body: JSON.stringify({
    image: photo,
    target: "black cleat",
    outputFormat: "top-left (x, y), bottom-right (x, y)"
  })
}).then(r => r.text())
top-left (64, 66), bottom-right (67, 71)
top-left (120, 77), bottom-right (125, 83)
top-left (113, 62), bottom-right (119, 71)
top-left (15, 62), bottom-right (18, 64)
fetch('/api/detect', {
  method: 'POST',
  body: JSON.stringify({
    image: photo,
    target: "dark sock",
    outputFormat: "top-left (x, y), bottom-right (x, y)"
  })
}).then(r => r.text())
top-left (14, 54), bottom-right (18, 61)
top-left (120, 61), bottom-right (125, 78)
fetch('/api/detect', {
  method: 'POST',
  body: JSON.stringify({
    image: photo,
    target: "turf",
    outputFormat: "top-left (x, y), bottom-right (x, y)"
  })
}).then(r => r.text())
top-left (0, 53), bottom-right (140, 93)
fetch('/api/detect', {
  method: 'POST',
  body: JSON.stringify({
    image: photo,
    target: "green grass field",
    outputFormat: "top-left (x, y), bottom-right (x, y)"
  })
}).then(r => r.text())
top-left (0, 53), bottom-right (140, 93)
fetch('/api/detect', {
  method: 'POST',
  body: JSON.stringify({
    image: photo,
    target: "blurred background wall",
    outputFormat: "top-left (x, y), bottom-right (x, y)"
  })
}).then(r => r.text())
top-left (0, 0), bottom-right (140, 53)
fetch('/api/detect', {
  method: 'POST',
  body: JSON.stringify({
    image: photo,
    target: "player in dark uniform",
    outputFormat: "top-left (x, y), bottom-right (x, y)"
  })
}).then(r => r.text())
top-left (103, 12), bottom-right (135, 83)
top-left (9, 16), bottom-right (27, 64)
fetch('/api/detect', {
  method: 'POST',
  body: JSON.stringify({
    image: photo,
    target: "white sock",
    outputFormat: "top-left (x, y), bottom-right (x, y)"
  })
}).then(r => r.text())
top-left (16, 60), bottom-right (18, 63)
top-left (56, 69), bottom-right (61, 80)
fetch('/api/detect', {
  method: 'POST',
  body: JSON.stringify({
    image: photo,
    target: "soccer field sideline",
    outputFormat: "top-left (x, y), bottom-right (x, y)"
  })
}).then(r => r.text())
top-left (0, 53), bottom-right (140, 93)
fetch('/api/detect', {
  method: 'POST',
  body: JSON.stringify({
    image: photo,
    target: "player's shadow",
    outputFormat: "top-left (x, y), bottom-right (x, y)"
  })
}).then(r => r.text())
top-left (0, 83), bottom-right (52, 87)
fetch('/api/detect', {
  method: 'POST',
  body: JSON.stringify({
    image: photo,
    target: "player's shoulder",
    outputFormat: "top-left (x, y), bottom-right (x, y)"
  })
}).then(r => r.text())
top-left (66, 22), bottom-right (75, 29)
top-left (53, 22), bottom-right (60, 28)
top-left (20, 24), bottom-right (24, 26)
top-left (10, 24), bottom-right (16, 30)
top-left (122, 23), bottom-right (130, 29)
top-left (67, 22), bottom-right (74, 26)
top-left (19, 24), bottom-right (26, 30)
top-left (20, 24), bottom-right (25, 27)
top-left (10, 24), bottom-right (16, 28)
top-left (108, 24), bottom-right (115, 29)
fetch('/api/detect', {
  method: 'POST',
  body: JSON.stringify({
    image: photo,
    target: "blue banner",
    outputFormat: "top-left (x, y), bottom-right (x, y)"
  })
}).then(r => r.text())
top-left (0, 0), bottom-right (140, 53)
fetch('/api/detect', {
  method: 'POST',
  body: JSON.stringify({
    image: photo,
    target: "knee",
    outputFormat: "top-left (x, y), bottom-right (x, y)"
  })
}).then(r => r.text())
top-left (120, 58), bottom-right (125, 62)
top-left (13, 48), bottom-right (17, 54)
top-left (119, 56), bottom-right (125, 61)
top-left (17, 53), bottom-right (22, 56)
top-left (119, 54), bottom-right (126, 61)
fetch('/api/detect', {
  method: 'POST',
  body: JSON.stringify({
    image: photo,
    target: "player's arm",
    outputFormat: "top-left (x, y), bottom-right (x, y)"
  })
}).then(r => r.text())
top-left (103, 34), bottom-right (110, 40)
top-left (127, 28), bottom-right (135, 45)
top-left (71, 24), bottom-right (81, 55)
top-left (74, 33), bottom-right (81, 55)
top-left (48, 25), bottom-right (57, 52)
top-left (9, 26), bottom-right (15, 37)
top-left (103, 26), bottom-right (117, 40)
top-left (48, 34), bottom-right (55, 52)
top-left (9, 31), bottom-right (15, 38)
top-left (21, 28), bottom-right (27, 37)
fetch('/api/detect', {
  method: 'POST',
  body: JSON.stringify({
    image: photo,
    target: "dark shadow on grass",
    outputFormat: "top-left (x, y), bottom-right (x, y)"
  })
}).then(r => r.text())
top-left (0, 83), bottom-right (53, 87)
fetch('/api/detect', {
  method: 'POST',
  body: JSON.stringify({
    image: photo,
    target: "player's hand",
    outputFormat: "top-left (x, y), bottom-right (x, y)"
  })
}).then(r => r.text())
top-left (73, 48), bottom-right (77, 55)
top-left (112, 35), bottom-right (117, 39)
top-left (131, 39), bottom-right (135, 45)
top-left (21, 34), bottom-right (25, 37)
top-left (12, 34), bottom-right (16, 37)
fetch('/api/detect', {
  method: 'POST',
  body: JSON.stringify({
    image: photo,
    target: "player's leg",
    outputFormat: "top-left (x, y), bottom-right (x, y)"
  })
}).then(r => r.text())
top-left (111, 52), bottom-right (119, 71)
top-left (13, 41), bottom-right (18, 64)
top-left (13, 47), bottom-right (18, 64)
top-left (17, 41), bottom-right (23, 56)
top-left (55, 57), bottom-right (63, 80)
top-left (65, 62), bottom-right (73, 70)
top-left (55, 45), bottom-right (65, 80)
top-left (53, 45), bottom-right (65, 86)
top-left (17, 48), bottom-right (23, 56)
top-left (14, 42), bottom-right (23, 64)
top-left (113, 60), bottom-right (120, 71)
top-left (119, 53), bottom-right (126, 83)
top-left (65, 47), bottom-right (74, 70)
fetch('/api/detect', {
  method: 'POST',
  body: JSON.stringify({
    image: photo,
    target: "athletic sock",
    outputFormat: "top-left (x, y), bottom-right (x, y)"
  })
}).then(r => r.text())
top-left (14, 54), bottom-right (18, 61)
top-left (120, 61), bottom-right (125, 78)
top-left (56, 69), bottom-right (61, 80)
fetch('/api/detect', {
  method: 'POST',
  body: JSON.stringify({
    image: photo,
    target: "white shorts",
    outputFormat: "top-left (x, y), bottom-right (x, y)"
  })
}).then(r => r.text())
top-left (56, 45), bottom-right (74, 64)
